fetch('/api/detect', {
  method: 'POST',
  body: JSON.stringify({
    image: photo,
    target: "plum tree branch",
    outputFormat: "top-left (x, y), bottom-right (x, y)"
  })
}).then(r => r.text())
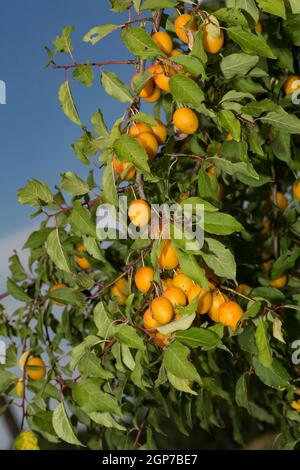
top-left (53, 59), bottom-right (138, 70)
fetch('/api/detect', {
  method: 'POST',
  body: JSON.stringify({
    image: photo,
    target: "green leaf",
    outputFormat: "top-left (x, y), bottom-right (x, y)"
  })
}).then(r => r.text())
top-left (121, 344), bottom-right (135, 371)
top-left (221, 53), bottom-right (259, 79)
top-left (58, 81), bottom-right (81, 126)
top-left (209, 156), bottom-right (259, 180)
top-left (113, 134), bottom-right (150, 174)
top-left (61, 172), bottom-right (90, 196)
top-left (68, 200), bottom-right (96, 237)
top-left (169, 55), bottom-right (206, 78)
top-left (72, 65), bottom-right (94, 87)
top-left (101, 71), bottom-right (133, 103)
top-left (169, 74), bottom-right (204, 109)
top-left (215, 110), bottom-right (241, 141)
top-left (141, 0), bottom-right (177, 9)
top-left (47, 229), bottom-right (71, 273)
top-left (114, 324), bottom-right (145, 350)
top-left (214, 8), bottom-right (248, 26)
top-left (235, 373), bottom-right (249, 410)
top-left (163, 342), bottom-right (201, 383)
top-left (253, 357), bottom-right (291, 389)
top-left (47, 287), bottom-right (87, 306)
top-left (94, 302), bottom-right (116, 339)
top-left (91, 110), bottom-right (109, 138)
top-left (0, 370), bottom-right (18, 394)
top-left (72, 379), bottom-right (123, 417)
top-left (157, 313), bottom-right (196, 335)
top-left (227, 27), bottom-right (276, 59)
top-left (243, 301), bottom-right (262, 320)
top-left (167, 371), bottom-right (197, 395)
top-left (256, 0), bottom-right (286, 19)
top-left (102, 161), bottom-right (118, 206)
top-left (260, 112), bottom-right (300, 134)
top-left (227, 0), bottom-right (259, 22)
top-left (83, 25), bottom-right (119, 45)
top-left (289, 0), bottom-right (300, 14)
top-left (52, 402), bottom-right (84, 447)
top-left (201, 238), bottom-right (237, 281)
top-left (53, 26), bottom-right (74, 53)
top-left (255, 319), bottom-right (273, 368)
top-left (176, 327), bottom-right (221, 350)
top-left (23, 228), bottom-right (53, 249)
top-left (9, 253), bottom-right (27, 282)
top-left (204, 212), bottom-right (243, 235)
top-left (177, 252), bottom-right (208, 288)
top-left (130, 112), bottom-right (157, 126)
top-left (78, 352), bottom-right (114, 379)
top-left (88, 412), bottom-right (126, 431)
top-left (17, 179), bottom-right (53, 206)
top-left (121, 27), bottom-right (162, 59)
top-left (180, 196), bottom-right (219, 213)
top-left (82, 236), bottom-right (106, 262)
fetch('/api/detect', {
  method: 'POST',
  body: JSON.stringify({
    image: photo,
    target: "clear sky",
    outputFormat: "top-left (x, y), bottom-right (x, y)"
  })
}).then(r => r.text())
top-left (0, 0), bottom-right (134, 240)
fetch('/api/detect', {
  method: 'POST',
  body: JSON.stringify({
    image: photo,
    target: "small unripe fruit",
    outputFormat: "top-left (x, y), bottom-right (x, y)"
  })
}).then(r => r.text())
top-left (151, 32), bottom-right (173, 56)
top-left (25, 357), bottom-right (46, 381)
top-left (202, 25), bottom-right (224, 54)
top-left (128, 200), bottom-right (151, 227)
top-left (218, 301), bottom-right (243, 331)
top-left (16, 378), bottom-right (25, 397)
top-left (272, 192), bottom-right (288, 212)
top-left (173, 108), bottom-right (199, 135)
top-left (110, 278), bottom-right (128, 305)
top-left (151, 296), bottom-right (174, 325)
top-left (13, 431), bottom-right (40, 451)
top-left (158, 240), bottom-right (179, 270)
top-left (293, 179), bottom-right (300, 201)
top-left (135, 267), bottom-right (154, 293)
top-left (255, 21), bottom-right (263, 33)
top-left (75, 243), bottom-right (91, 270)
top-left (174, 14), bottom-right (197, 44)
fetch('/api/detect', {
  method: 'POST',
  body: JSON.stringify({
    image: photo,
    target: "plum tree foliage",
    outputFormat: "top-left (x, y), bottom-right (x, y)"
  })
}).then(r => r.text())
top-left (2, 0), bottom-right (300, 450)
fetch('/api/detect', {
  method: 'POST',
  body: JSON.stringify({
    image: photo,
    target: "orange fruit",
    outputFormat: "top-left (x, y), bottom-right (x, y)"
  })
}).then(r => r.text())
top-left (151, 296), bottom-right (174, 325)
top-left (207, 142), bottom-right (222, 155)
top-left (110, 278), bottom-right (128, 305)
top-left (149, 63), bottom-right (175, 93)
top-left (50, 283), bottom-right (66, 307)
top-left (226, 133), bottom-right (240, 142)
top-left (128, 199), bottom-right (151, 227)
top-left (270, 274), bottom-right (287, 289)
top-left (158, 240), bottom-right (179, 270)
top-left (76, 243), bottom-right (86, 254)
top-left (143, 308), bottom-right (161, 330)
top-left (25, 357), bottom-right (46, 381)
top-left (136, 132), bottom-right (159, 159)
top-left (262, 218), bottom-right (271, 235)
top-left (202, 26), bottom-right (224, 54)
top-left (293, 179), bottom-right (300, 201)
top-left (130, 72), bottom-right (154, 98)
top-left (207, 164), bottom-right (217, 179)
top-left (284, 75), bottom-right (300, 95)
top-left (113, 156), bottom-right (136, 180)
top-left (187, 284), bottom-right (212, 314)
top-left (162, 278), bottom-right (173, 290)
top-left (170, 49), bottom-right (183, 57)
top-left (272, 192), bottom-right (288, 212)
top-left (172, 273), bottom-right (194, 295)
top-left (135, 266), bottom-right (154, 293)
top-left (174, 14), bottom-right (197, 44)
top-left (144, 86), bottom-right (161, 103)
top-left (218, 301), bottom-right (243, 331)
top-left (262, 259), bottom-right (273, 272)
top-left (151, 32), bottom-right (173, 55)
top-left (151, 119), bottom-right (167, 145)
top-left (129, 122), bottom-right (153, 137)
top-left (75, 256), bottom-right (91, 270)
top-left (255, 21), bottom-right (263, 33)
top-left (16, 378), bottom-right (25, 397)
top-left (236, 284), bottom-right (251, 295)
top-left (153, 332), bottom-right (170, 348)
top-left (208, 290), bottom-right (228, 322)
top-left (163, 286), bottom-right (187, 310)
top-left (173, 108), bottom-right (199, 135)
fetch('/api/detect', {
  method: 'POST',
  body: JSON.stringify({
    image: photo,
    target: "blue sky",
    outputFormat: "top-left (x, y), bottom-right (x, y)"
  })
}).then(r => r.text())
top-left (0, 0), bottom-right (134, 239)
